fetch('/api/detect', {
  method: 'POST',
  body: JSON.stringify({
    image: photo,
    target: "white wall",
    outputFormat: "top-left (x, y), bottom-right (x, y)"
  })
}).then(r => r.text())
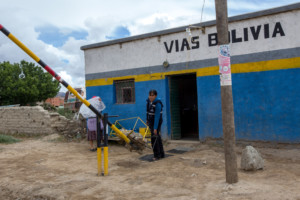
top-left (84, 10), bottom-right (300, 75)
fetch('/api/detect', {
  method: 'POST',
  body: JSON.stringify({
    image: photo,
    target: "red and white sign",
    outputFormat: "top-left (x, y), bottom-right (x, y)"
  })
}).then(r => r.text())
top-left (218, 45), bottom-right (232, 86)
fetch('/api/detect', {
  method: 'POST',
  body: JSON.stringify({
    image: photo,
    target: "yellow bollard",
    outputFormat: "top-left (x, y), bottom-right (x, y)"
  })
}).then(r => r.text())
top-left (97, 147), bottom-right (102, 176)
top-left (104, 147), bottom-right (109, 176)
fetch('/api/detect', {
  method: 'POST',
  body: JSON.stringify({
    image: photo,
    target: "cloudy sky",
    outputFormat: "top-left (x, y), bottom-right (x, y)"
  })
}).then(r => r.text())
top-left (0, 0), bottom-right (298, 92)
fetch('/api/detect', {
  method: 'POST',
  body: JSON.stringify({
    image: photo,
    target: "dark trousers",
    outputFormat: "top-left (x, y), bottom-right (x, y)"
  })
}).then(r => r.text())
top-left (149, 121), bottom-right (165, 159)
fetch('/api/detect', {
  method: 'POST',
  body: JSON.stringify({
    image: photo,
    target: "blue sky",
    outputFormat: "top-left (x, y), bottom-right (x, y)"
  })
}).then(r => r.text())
top-left (0, 0), bottom-right (299, 92)
top-left (35, 25), bottom-right (88, 47)
top-left (105, 26), bottom-right (131, 40)
top-left (36, 24), bottom-right (130, 48)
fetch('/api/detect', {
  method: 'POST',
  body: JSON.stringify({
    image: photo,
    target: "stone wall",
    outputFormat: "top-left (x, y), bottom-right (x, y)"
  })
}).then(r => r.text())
top-left (0, 106), bottom-right (85, 138)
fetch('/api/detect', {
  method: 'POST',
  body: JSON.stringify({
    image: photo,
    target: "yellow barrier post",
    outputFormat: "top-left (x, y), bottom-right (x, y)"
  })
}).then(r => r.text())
top-left (96, 116), bottom-right (103, 176)
top-left (103, 113), bottom-right (109, 176)
top-left (97, 113), bottom-right (108, 176)
top-left (104, 147), bottom-right (108, 176)
top-left (97, 147), bottom-right (102, 176)
top-left (96, 113), bottom-right (109, 176)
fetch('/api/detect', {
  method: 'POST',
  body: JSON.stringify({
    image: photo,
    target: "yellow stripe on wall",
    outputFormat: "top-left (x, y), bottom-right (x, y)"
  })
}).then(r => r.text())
top-left (86, 57), bottom-right (300, 87)
top-left (232, 56), bottom-right (300, 74)
top-left (86, 69), bottom-right (198, 87)
top-left (196, 56), bottom-right (300, 76)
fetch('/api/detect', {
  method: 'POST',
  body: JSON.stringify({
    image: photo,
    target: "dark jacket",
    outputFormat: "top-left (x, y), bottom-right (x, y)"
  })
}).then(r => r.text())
top-left (146, 97), bottom-right (163, 130)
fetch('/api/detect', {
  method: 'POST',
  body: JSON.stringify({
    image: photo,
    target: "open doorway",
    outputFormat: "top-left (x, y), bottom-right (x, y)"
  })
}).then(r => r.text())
top-left (169, 74), bottom-right (198, 139)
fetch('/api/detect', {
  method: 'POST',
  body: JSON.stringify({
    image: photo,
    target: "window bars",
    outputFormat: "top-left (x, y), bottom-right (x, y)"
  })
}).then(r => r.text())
top-left (115, 79), bottom-right (135, 104)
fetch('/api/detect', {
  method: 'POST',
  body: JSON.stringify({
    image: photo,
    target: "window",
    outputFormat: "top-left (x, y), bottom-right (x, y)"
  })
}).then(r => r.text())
top-left (115, 79), bottom-right (135, 104)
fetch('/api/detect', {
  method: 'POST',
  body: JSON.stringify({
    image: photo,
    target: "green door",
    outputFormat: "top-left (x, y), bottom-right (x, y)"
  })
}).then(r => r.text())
top-left (169, 77), bottom-right (181, 139)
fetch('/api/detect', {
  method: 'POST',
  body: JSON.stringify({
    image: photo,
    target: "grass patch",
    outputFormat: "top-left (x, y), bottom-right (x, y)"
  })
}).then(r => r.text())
top-left (57, 108), bottom-right (75, 120)
top-left (10, 133), bottom-right (43, 139)
top-left (0, 134), bottom-right (21, 144)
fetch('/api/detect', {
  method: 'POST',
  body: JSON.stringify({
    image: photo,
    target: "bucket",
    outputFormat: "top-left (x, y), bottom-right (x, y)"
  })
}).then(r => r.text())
top-left (139, 127), bottom-right (151, 137)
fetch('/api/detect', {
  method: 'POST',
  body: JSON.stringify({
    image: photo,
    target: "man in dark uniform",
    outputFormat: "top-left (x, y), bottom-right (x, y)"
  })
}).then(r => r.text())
top-left (146, 89), bottom-right (165, 161)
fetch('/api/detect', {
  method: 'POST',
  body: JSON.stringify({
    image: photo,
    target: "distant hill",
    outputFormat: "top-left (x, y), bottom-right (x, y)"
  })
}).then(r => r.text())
top-left (56, 92), bottom-right (65, 98)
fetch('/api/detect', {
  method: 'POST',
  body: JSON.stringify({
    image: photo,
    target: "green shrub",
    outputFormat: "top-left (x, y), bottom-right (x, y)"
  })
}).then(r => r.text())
top-left (57, 108), bottom-right (74, 120)
top-left (0, 134), bottom-right (21, 144)
top-left (42, 103), bottom-right (57, 111)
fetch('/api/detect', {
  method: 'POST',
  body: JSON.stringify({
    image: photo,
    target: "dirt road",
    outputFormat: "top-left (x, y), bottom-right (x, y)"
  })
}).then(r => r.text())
top-left (0, 135), bottom-right (300, 200)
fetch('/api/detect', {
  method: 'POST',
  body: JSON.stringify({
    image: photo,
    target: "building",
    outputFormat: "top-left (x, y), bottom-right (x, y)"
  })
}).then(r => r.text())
top-left (45, 97), bottom-right (64, 107)
top-left (81, 3), bottom-right (300, 142)
top-left (64, 88), bottom-right (84, 112)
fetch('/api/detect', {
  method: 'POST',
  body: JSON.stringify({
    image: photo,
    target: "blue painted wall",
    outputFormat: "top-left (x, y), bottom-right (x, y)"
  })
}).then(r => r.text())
top-left (197, 75), bottom-right (223, 139)
top-left (196, 68), bottom-right (300, 142)
top-left (87, 68), bottom-right (300, 142)
top-left (232, 68), bottom-right (300, 142)
top-left (86, 79), bottom-right (169, 138)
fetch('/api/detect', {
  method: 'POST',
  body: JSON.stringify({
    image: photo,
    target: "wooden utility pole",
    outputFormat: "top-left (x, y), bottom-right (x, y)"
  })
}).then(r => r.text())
top-left (214, 0), bottom-right (238, 183)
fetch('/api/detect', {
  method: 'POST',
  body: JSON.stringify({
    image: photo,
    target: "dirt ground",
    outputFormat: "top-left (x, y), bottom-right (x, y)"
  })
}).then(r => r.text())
top-left (0, 135), bottom-right (300, 200)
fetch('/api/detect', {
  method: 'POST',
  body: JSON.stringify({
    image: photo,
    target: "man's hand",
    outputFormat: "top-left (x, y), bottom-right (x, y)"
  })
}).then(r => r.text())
top-left (154, 129), bottom-right (157, 135)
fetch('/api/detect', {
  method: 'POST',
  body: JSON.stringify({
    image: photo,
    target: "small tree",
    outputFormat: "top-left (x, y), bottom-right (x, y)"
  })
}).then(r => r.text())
top-left (0, 60), bottom-right (61, 106)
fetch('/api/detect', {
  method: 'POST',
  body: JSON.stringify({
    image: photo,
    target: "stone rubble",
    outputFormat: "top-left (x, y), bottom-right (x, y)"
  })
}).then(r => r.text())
top-left (241, 145), bottom-right (264, 171)
top-left (0, 106), bottom-right (86, 138)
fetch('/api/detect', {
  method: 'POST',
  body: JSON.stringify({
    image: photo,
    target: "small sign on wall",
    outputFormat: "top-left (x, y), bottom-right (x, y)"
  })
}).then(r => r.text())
top-left (218, 44), bottom-right (232, 86)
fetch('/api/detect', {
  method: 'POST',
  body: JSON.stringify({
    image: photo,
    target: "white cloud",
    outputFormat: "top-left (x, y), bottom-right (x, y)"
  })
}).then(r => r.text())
top-left (1, 0), bottom-right (299, 94)
top-left (228, 0), bottom-right (299, 11)
top-left (58, 71), bottom-right (74, 92)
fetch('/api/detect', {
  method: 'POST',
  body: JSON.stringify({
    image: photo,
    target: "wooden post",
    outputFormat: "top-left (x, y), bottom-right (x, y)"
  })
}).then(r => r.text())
top-left (215, 0), bottom-right (238, 183)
